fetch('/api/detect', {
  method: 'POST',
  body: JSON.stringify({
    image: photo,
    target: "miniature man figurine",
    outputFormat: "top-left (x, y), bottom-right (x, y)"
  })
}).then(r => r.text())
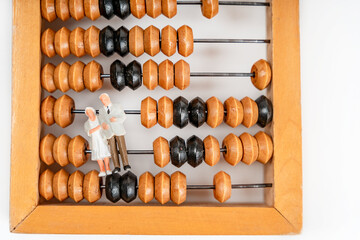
top-left (98, 93), bottom-right (130, 173)
top-left (84, 107), bottom-right (112, 177)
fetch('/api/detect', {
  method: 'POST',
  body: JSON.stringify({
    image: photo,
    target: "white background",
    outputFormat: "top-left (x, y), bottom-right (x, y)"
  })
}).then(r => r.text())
top-left (1, 0), bottom-right (360, 239)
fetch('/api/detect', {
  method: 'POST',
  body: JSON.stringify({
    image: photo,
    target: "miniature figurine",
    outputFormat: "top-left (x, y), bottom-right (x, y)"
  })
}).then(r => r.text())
top-left (84, 107), bottom-right (112, 177)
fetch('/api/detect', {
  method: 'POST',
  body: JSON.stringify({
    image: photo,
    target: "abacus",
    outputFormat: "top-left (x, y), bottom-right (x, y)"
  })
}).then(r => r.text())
top-left (10, 0), bottom-right (302, 235)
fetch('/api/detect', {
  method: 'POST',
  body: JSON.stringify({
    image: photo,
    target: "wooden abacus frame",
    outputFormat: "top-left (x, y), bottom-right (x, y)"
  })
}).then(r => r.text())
top-left (10, 0), bottom-right (302, 235)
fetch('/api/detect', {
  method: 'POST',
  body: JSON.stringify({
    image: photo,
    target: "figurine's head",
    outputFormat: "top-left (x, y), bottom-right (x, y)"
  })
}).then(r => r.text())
top-left (99, 93), bottom-right (111, 107)
top-left (85, 107), bottom-right (96, 121)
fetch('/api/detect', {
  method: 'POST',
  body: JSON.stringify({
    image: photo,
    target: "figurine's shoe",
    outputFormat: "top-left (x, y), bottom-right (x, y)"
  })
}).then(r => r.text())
top-left (106, 170), bottom-right (112, 175)
top-left (112, 167), bottom-right (121, 175)
top-left (98, 171), bottom-right (106, 177)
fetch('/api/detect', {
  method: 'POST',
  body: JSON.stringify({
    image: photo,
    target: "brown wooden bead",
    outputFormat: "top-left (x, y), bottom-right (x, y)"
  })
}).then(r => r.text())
top-left (222, 133), bottom-right (243, 166)
top-left (41, 95), bottom-right (56, 126)
top-left (144, 26), bottom-right (160, 56)
top-left (171, 171), bottom-right (186, 205)
top-left (224, 97), bottom-right (243, 128)
top-left (56, 0), bottom-right (70, 21)
top-left (206, 96), bottom-right (224, 128)
top-left (203, 135), bottom-right (220, 166)
top-left (41, 28), bottom-right (56, 58)
top-left (129, 26), bottom-right (144, 57)
top-left (201, 0), bottom-right (218, 19)
top-left (161, 25), bottom-right (177, 57)
top-left (83, 170), bottom-right (101, 203)
top-left (158, 96), bottom-right (173, 128)
top-left (213, 171), bottom-right (231, 203)
top-left (84, 60), bottom-right (103, 92)
top-left (155, 172), bottom-right (170, 204)
top-left (153, 137), bottom-right (170, 168)
top-left (146, 0), bottom-right (161, 18)
top-left (84, 0), bottom-right (101, 20)
top-left (254, 131), bottom-right (273, 164)
top-left (54, 62), bottom-right (70, 92)
top-left (55, 27), bottom-right (71, 58)
top-left (159, 60), bottom-right (174, 90)
top-left (39, 169), bottom-right (54, 200)
top-left (177, 25), bottom-right (194, 57)
top-left (54, 94), bottom-right (75, 128)
top-left (84, 26), bottom-right (100, 57)
top-left (143, 60), bottom-right (158, 90)
top-left (39, 133), bottom-right (56, 165)
top-left (68, 170), bottom-right (84, 203)
top-left (239, 133), bottom-right (258, 165)
top-left (41, 63), bottom-right (56, 93)
top-left (53, 169), bottom-right (69, 202)
top-left (161, 0), bottom-right (176, 18)
top-left (41, 0), bottom-right (57, 22)
top-left (68, 135), bottom-right (89, 167)
top-left (69, 61), bottom-right (85, 92)
top-left (70, 27), bottom-right (86, 57)
top-left (138, 172), bottom-right (154, 203)
top-left (251, 59), bottom-right (272, 90)
top-left (53, 134), bottom-right (71, 167)
top-left (130, 0), bottom-right (146, 18)
top-left (69, 0), bottom-right (85, 20)
top-left (141, 97), bottom-right (157, 128)
top-left (174, 60), bottom-right (190, 90)
top-left (240, 97), bottom-right (258, 128)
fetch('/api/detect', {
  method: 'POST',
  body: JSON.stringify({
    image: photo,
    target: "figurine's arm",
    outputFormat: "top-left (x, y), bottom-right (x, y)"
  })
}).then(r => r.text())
top-left (89, 125), bottom-right (101, 134)
top-left (102, 122), bottom-right (110, 130)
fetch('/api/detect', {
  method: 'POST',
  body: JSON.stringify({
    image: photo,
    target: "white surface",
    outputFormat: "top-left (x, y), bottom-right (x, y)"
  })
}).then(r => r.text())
top-left (1, 0), bottom-right (360, 238)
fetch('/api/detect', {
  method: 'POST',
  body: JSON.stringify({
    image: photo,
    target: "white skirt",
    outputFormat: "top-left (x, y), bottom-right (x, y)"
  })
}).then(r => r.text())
top-left (90, 130), bottom-right (111, 161)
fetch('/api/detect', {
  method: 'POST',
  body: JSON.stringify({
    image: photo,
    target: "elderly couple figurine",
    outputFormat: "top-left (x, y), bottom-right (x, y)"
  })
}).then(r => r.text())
top-left (84, 93), bottom-right (130, 177)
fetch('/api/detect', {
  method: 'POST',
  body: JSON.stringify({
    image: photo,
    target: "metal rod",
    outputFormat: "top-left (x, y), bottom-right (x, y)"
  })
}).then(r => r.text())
top-left (177, 0), bottom-right (270, 6)
top-left (190, 72), bottom-right (254, 77)
top-left (72, 109), bottom-right (140, 114)
top-left (187, 183), bottom-right (272, 189)
top-left (86, 148), bottom-right (227, 155)
top-left (194, 39), bottom-right (270, 44)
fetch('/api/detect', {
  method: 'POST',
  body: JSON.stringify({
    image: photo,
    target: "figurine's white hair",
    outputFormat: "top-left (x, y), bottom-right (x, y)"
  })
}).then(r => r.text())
top-left (85, 107), bottom-right (96, 117)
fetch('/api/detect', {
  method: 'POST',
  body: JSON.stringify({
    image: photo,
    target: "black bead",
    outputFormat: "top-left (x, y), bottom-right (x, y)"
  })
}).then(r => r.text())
top-left (255, 95), bottom-right (273, 128)
top-left (125, 61), bottom-right (142, 90)
top-left (99, 0), bottom-right (115, 19)
top-left (113, 0), bottom-right (131, 20)
top-left (114, 27), bottom-right (129, 57)
top-left (120, 171), bottom-right (137, 203)
top-left (105, 174), bottom-right (121, 203)
top-left (188, 97), bottom-right (207, 128)
top-left (99, 26), bottom-right (115, 57)
top-left (170, 136), bottom-right (187, 168)
top-left (173, 97), bottom-right (189, 129)
top-left (186, 135), bottom-right (204, 168)
top-left (110, 60), bottom-right (126, 91)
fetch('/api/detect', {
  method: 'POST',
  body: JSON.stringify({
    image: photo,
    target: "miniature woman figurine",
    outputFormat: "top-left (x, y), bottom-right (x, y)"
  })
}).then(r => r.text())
top-left (84, 107), bottom-right (112, 177)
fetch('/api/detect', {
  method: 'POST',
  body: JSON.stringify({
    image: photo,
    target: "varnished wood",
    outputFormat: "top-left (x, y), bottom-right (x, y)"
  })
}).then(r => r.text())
top-left (54, 61), bottom-right (70, 92)
top-left (177, 25), bottom-right (194, 57)
top-left (84, 0), bottom-right (100, 20)
top-left (203, 135), bottom-right (220, 166)
top-left (56, 0), bottom-right (70, 21)
top-left (84, 26), bottom-right (100, 57)
top-left (143, 60), bottom-right (158, 90)
top-left (206, 96), bottom-right (224, 128)
top-left (83, 60), bottom-right (103, 92)
top-left (174, 60), bottom-right (190, 90)
top-left (224, 97), bottom-right (243, 128)
top-left (129, 26), bottom-right (144, 57)
top-left (130, 0), bottom-right (146, 18)
top-left (70, 27), bottom-right (85, 57)
top-left (161, 25), bottom-right (177, 57)
top-left (159, 59), bottom-right (174, 90)
top-left (54, 94), bottom-right (75, 128)
top-left (213, 171), bottom-right (231, 203)
top-left (138, 172), bottom-right (154, 203)
top-left (157, 96), bottom-right (173, 128)
top-left (41, 96), bottom-right (56, 126)
top-left (155, 172), bottom-right (170, 204)
top-left (68, 170), bottom-right (84, 203)
top-left (251, 59), bottom-right (272, 90)
top-left (83, 170), bottom-right (101, 203)
top-left (153, 136), bottom-right (170, 168)
top-left (255, 131), bottom-right (273, 164)
top-left (222, 133), bottom-right (242, 166)
top-left (141, 97), bottom-right (157, 128)
top-left (69, 61), bottom-right (85, 92)
top-left (144, 26), bottom-right (160, 56)
top-left (69, 0), bottom-right (85, 20)
top-left (52, 134), bottom-right (71, 166)
top-left (39, 169), bottom-right (54, 201)
top-left (161, 0), bottom-right (176, 18)
top-left (239, 132), bottom-right (258, 165)
top-left (201, 0), bottom-right (218, 19)
top-left (41, 0), bottom-right (56, 22)
top-left (52, 169), bottom-right (69, 202)
top-left (170, 171), bottom-right (186, 205)
top-left (68, 135), bottom-right (89, 167)
top-left (41, 63), bottom-right (56, 93)
top-left (41, 28), bottom-right (56, 58)
top-left (241, 97), bottom-right (258, 128)
top-left (39, 133), bottom-right (56, 165)
top-left (146, 0), bottom-right (161, 18)
top-left (54, 27), bottom-right (71, 58)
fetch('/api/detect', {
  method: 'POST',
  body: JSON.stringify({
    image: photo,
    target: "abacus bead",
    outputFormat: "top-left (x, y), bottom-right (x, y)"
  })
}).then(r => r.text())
top-left (174, 60), bottom-right (190, 90)
top-left (159, 60), bottom-right (174, 90)
top-left (153, 137), bottom-right (170, 168)
top-left (84, 0), bottom-right (101, 20)
top-left (222, 133), bottom-right (243, 166)
top-left (53, 134), bottom-right (71, 166)
top-left (53, 169), bottom-right (69, 202)
top-left (68, 135), bottom-right (89, 167)
top-left (213, 171), bottom-right (231, 203)
top-left (144, 26), bottom-right (160, 56)
top-left (129, 26), bottom-right (144, 57)
top-left (39, 134), bottom-right (56, 165)
top-left (120, 171), bottom-right (138, 203)
top-left (54, 94), bottom-right (75, 128)
top-left (141, 97), bottom-right (157, 128)
top-left (110, 60), bottom-right (126, 91)
top-left (239, 133), bottom-right (258, 165)
top-left (54, 62), bottom-right (70, 92)
top-left (155, 172), bottom-right (170, 204)
top-left (41, 96), bottom-right (56, 126)
top-left (251, 59), bottom-right (272, 90)
top-left (105, 174), bottom-right (121, 203)
top-left (70, 27), bottom-right (86, 57)
top-left (203, 135), bottom-right (220, 166)
top-left (114, 26), bottom-right (129, 57)
top-left (69, 0), bottom-right (85, 20)
top-left (158, 96), bottom-right (173, 128)
top-left (143, 60), bottom-right (158, 90)
top-left (41, 29), bottom-right (56, 58)
top-left (56, 0), bottom-right (70, 21)
top-left (41, 0), bottom-right (57, 22)
top-left (161, 26), bottom-right (177, 57)
top-left (99, 26), bottom-right (115, 56)
top-left (255, 95), bottom-right (273, 128)
top-left (84, 60), bottom-right (103, 92)
top-left (201, 0), bottom-right (218, 19)
top-left (206, 96), bottom-right (224, 128)
top-left (99, 0), bottom-right (115, 19)
top-left (130, 0), bottom-right (146, 18)
top-left (39, 169), bottom-right (54, 200)
top-left (114, 0), bottom-right (131, 19)
top-left (69, 61), bottom-right (85, 92)
top-left (41, 63), bottom-right (56, 93)
top-left (161, 0), bottom-right (176, 18)
top-left (146, 0), bottom-right (161, 18)
top-left (68, 170), bottom-right (84, 203)
top-left (254, 131), bottom-right (273, 164)
top-left (83, 170), bottom-right (101, 203)
top-left (171, 171), bottom-right (186, 205)
top-left (177, 25), bottom-right (194, 57)
top-left (186, 135), bottom-right (204, 168)
top-left (125, 60), bottom-right (142, 90)
top-left (241, 97), bottom-right (258, 128)
top-left (170, 136), bottom-right (187, 168)
top-left (224, 97), bottom-right (243, 128)
top-left (55, 27), bottom-right (71, 58)
top-left (188, 97), bottom-right (206, 128)
top-left (84, 26), bottom-right (101, 57)
top-left (173, 96), bottom-right (189, 129)
top-left (138, 172), bottom-right (154, 203)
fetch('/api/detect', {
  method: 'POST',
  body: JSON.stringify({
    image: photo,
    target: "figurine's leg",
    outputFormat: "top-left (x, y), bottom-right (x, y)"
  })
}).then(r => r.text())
top-left (108, 136), bottom-right (121, 173)
top-left (97, 160), bottom-right (106, 177)
top-left (116, 135), bottom-right (130, 170)
top-left (104, 157), bottom-right (111, 171)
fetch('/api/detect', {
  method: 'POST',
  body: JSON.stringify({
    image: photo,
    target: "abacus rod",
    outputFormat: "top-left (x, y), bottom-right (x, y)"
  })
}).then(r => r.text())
top-left (72, 109), bottom-right (225, 115)
top-left (100, 72), bottom-right (255, 79)
top-left (177, 0), bottom-right (270, 6)
top-left (100, 183), bottom-right (272, 189)
top-left (85, 148), bottom-right (227, 154)
top-left (193, 39), bottom-right (270, 44)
